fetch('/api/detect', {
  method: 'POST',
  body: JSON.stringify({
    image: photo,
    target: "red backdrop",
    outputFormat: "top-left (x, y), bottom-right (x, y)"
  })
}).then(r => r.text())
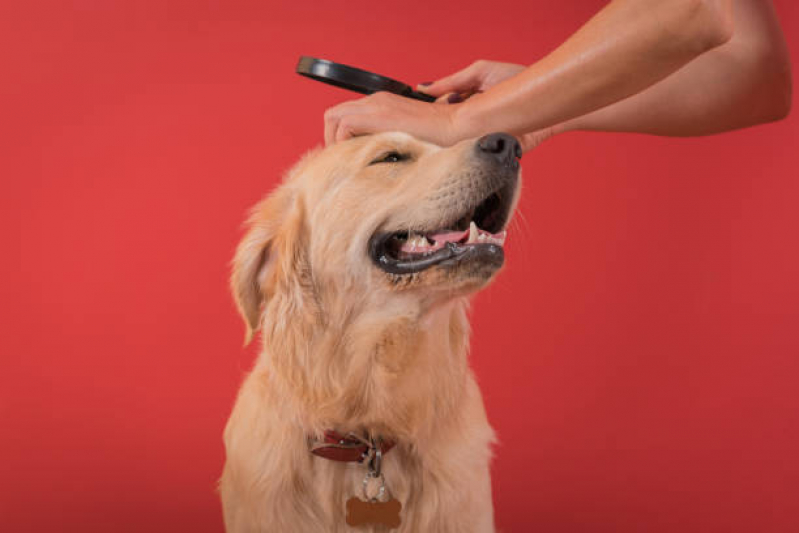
top-left (2, 1), bottom-right (798, 531)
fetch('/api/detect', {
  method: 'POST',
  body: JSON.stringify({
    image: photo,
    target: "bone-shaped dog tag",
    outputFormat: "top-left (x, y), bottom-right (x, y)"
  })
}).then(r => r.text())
top-left (346, 496), bottom-right (402, 529)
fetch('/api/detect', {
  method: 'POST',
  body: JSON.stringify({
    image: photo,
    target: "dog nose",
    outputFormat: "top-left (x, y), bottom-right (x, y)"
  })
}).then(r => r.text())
top-left (476, 133), bottom-right (521, 166)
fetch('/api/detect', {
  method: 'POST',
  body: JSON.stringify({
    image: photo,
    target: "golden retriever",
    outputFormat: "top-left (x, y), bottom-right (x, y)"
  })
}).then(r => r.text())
top-left (221, 131), bottom-right (522, 532)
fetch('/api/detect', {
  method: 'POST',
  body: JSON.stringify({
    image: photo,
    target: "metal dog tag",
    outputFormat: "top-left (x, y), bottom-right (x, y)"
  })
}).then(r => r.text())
top-left (345, 496), bottom-right (402, 529)
top-left (346, 468), bottom-right (402, 529)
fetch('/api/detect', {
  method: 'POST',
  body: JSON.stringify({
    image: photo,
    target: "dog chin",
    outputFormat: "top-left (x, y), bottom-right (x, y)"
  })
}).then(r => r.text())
top-left (380, 247), bottom-right (505, 297)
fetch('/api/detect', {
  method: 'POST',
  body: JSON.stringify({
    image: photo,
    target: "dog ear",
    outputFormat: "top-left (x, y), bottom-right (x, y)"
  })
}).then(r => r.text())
top-left (230, 188), bottom-right (296, 344)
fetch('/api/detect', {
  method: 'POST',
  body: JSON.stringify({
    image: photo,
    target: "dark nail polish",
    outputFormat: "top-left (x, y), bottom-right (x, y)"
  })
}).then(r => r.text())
top-left (447, 93), bottom-right (463, 104)
top-left (419, 81), bottom-right (433, 86)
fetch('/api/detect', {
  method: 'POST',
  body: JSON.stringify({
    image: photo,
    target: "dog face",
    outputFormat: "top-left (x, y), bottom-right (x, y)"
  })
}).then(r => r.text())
top-left (232, 132), bottom-right (521, 338)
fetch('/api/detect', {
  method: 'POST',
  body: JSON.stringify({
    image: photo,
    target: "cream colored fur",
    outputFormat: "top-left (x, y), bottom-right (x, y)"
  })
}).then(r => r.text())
top-left (221, 132), bottom-right (519, 532)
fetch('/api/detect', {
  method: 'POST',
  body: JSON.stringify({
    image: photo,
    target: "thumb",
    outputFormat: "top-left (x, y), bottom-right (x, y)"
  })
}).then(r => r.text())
top-left (417, 62), bottom-right (483, 97)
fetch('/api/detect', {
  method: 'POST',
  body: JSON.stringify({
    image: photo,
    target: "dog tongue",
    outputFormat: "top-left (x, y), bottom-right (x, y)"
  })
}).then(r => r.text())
top-left (429, 229), bottom-right (469, 244)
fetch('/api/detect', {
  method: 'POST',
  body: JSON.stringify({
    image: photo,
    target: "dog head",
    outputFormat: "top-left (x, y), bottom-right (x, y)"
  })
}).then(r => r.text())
top-left (231, 132), bottom-right (521, 341)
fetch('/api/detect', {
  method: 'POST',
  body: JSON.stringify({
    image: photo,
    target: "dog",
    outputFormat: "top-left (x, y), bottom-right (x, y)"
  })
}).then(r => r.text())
top-left (221, 131), bottom-right (522, 532)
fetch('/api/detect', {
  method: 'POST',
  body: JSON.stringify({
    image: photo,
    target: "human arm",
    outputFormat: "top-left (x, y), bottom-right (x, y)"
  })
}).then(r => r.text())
top-left (554, 0), bottom-right (792, 138)
top-left (324, 0), bottom-right (791, 149)
top-left (325, 0), bottom-right (736, 145)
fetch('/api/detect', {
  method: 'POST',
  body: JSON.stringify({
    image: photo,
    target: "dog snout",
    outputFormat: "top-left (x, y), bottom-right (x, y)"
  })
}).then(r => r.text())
top-left (475, 133), bottom-right (521, 168)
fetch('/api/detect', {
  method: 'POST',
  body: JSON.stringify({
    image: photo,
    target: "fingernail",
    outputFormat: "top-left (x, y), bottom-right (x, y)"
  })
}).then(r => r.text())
top-left (419, 81), bottom-right (433, 86)
top-left (447, 93), bottom-right (463, 104)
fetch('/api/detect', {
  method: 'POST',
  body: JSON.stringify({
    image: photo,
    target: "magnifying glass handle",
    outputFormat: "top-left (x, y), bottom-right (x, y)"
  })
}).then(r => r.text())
top-left (297, 56), bottom-right (438, 103)
top-left (405, 90), bottom-right (436, 103)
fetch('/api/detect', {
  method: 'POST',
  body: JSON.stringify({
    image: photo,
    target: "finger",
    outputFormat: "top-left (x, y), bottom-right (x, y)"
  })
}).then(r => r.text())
top-left (335, 120), bottom-right (353, 143)
top-left (435, 92), bottom-right (469, 104)
top-left (324, 107), bottom-right (339, 146)
top-left (324, 101), bottom-right (357, 146)
top-left (417, 61), bottom-right (483, 97)
top-left (335, 113), bottom-right (369, 143)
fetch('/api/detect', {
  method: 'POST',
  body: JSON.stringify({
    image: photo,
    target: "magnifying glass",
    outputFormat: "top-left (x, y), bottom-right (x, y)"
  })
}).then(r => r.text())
top-left (296, 56), bottom-right (436, 103)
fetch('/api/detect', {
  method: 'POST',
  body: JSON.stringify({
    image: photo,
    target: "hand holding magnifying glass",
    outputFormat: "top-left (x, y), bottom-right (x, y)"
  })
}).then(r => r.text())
top-left (297, 56), bottom-right (464, 147)
top-left (308, 0), bottom-right (791, 152)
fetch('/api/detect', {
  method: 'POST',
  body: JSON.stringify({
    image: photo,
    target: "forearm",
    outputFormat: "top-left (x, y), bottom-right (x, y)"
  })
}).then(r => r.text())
top-left (560, 0), bottom-right (792, 136)
top-left (453, 0), bottom-right (734, 139)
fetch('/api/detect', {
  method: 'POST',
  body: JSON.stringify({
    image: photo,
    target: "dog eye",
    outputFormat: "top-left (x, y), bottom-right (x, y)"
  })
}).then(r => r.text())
top-left (369, 151), bottom-right (410, 165)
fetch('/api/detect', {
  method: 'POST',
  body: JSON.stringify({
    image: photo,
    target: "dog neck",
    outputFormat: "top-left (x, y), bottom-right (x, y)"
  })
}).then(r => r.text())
top-left (257, 293), bottom-right (472, 443)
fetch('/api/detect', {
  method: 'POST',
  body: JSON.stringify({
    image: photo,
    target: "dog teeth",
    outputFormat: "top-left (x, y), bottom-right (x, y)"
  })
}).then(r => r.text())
top-left (403, 225), bottom-right (507, 252)
top-left (404, 233), bottom-right (432, 251)
top-left (466, 222), bottom-right (507, 247)
top-left (467, 221), bottom-right (479, 244)
top-left (408, 234), bottom-right (427, 247)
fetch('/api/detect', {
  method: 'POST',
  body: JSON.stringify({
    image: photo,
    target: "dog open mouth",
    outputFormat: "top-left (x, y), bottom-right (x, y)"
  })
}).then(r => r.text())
top-left (369, 179), bottom-right (517, 275)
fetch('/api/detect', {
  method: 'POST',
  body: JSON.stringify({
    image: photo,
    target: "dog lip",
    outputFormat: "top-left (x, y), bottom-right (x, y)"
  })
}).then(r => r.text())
top-left (369, 236), bottom-right (505, 275)
top-left (372, 238), bottom-right (459, 275)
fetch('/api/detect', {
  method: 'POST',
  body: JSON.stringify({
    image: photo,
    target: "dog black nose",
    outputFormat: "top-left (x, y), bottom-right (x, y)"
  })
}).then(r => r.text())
top-left (476, 133), bottom-right (521, 166)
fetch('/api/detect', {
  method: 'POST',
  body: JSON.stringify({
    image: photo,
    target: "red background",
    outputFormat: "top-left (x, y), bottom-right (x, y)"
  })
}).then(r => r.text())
top-left (2, 1), bottom-right (798, 531)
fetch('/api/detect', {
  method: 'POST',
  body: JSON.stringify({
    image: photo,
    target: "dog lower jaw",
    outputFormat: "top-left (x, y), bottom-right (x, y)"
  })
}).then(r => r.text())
top-left (370, 236), bottom-right (505, 277)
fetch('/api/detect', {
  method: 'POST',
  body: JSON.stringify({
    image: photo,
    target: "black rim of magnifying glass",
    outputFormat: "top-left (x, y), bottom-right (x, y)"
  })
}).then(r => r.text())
top-left (296, 56), bottom-right (436, 102)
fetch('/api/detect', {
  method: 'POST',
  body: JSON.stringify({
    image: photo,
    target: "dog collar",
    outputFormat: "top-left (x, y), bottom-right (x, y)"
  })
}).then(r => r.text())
top-left (311, 431), bottom-right (403, 528)
top-left (310, 430), bottom-right (395, 463)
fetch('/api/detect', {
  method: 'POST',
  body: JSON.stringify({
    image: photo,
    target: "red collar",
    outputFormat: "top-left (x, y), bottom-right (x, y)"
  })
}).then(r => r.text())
top-left (310, 430), bottom-right (396, 463)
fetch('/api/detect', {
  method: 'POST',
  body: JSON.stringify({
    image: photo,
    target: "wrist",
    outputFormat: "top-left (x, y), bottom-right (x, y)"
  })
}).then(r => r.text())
top-left (550, 121), bottom-right (572, 136)
top-left (554, 115), bottom-right (588, 134)
top-left (447, 98), bottom-right (484, 144)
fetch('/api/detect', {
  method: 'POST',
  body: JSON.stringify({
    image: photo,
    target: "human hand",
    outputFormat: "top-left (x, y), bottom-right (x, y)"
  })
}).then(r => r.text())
top-left (416, 60), bottom-right (526, 102)
top-left (417, 60), bottom-right (563, 153)
top-left (322, 61), bottom-right (526, 147)
top-left (323, 60), bottom-right (560, 152)
top-left (323, 91), bottom-right (458, 147)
